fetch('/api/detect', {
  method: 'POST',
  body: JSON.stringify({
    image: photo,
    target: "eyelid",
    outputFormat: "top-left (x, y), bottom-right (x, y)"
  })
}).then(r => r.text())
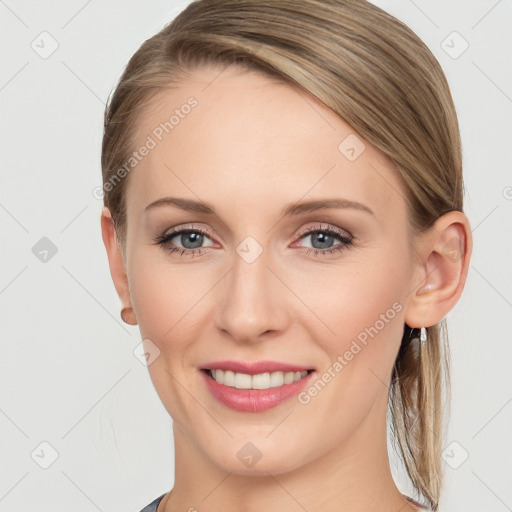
top-left (161, 223), bottom-right (215, 237)
top-left (159, 222), bottom-right (352, 244)
top-left (295, 222), bottom-right (352, 239)
top-left (154, 221), bottom-right (354, 259)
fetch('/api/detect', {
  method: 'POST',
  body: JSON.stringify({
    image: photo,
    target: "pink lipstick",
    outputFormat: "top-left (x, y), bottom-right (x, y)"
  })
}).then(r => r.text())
top-left (200, 360), bottom-right (315, 412)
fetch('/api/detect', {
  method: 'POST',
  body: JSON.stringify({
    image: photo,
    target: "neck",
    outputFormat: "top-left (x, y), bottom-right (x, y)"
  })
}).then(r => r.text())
top-left (162, 396), bottom-right (419, 512)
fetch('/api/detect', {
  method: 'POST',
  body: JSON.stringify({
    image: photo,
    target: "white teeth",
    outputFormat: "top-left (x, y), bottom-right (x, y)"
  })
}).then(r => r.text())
top-left (251, 372), bottom-right (270, 389)
top-left (223, 370), bottom-right (235, 387)
top-left (234, 372), bottom-right (252, 389)
top-left (210, 369), bottom-right (309, 389)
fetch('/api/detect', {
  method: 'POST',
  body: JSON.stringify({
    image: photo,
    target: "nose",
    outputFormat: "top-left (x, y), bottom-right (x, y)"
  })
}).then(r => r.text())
top-left (215, 244), bottom-right (290, 344)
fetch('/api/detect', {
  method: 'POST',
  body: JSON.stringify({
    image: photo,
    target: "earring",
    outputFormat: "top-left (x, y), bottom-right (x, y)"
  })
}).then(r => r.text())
top-left (121, 307), bottom-right (136, 325)
top-left (420, 326), bottom-right (427, 343)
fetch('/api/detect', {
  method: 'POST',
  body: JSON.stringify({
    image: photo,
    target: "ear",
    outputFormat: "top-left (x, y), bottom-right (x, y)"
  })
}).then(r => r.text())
top-left (404, 210), bottom-right (473, 329)
top-left (100, 207), bottom-right (137, 325)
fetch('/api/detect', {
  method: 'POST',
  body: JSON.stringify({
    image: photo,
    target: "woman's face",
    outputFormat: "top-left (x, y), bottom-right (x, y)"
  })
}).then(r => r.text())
top-left (121, 64), bottom-right (418, 474)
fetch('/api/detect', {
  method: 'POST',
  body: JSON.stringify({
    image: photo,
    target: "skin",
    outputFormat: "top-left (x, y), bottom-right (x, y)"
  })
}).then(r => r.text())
top-left (101, 64), bottom-right (472, 512)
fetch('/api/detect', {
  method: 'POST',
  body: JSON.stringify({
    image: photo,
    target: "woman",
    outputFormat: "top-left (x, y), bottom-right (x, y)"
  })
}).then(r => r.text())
top-left (100, 1), bottom-right (472, 510)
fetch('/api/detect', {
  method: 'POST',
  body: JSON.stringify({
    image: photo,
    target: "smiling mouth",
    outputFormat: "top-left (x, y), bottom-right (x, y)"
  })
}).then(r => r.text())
top-left (202, 368), bottom-right (315, 390)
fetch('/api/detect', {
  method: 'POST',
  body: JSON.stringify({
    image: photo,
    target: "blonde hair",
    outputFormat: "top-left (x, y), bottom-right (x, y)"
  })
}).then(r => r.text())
top-left (102, 1), bottom-right (463, 508)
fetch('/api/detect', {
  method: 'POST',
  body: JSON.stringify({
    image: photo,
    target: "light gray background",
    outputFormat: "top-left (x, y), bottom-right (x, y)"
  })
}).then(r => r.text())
top-left (1, 1), bottom-right (511, 511)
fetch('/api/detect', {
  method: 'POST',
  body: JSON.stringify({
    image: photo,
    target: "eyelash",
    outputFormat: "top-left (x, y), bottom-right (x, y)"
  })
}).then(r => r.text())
top-left (153, 223), bottom-right (353, 258)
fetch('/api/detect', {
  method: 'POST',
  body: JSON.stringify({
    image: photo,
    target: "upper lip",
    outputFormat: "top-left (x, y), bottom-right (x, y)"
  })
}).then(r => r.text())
top-left (200, 360), bottom-right (315, 375)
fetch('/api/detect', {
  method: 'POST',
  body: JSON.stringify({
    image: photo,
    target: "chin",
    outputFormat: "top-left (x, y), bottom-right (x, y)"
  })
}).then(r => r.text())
top-left (201, 435), bottom-right (312, 476)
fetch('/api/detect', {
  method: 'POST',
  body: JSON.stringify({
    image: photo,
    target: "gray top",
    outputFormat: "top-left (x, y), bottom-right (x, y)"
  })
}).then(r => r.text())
top-left (139, 493), bottom-right (166, 512)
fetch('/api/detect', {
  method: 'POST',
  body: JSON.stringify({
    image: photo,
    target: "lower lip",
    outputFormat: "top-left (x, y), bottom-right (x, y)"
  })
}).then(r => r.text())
top-left (201, 370), bottom-right (315, 412)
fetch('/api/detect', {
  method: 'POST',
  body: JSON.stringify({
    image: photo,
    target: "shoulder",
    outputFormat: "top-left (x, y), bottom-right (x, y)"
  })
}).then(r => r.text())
top-left (138, 493), bottom-right (166, 512)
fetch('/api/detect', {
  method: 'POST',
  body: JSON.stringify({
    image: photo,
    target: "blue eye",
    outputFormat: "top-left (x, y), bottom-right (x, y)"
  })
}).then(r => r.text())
top-left (296, 224), bottom-right (353, 256)
top-left (154, 225), bottom-right (214, 257)
top-left (154, 223), bottom-right (353, 257)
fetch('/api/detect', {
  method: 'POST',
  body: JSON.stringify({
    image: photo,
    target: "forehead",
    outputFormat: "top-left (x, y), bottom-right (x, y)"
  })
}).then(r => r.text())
top-left (126, 64), bottom-right (404, 222)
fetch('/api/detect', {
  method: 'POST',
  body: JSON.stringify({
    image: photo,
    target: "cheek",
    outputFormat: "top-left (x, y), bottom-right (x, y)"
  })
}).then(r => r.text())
top-left (294, 250), bottom-right (408, 373)
top-left (129, 262), bottom-right (177, 341)
top-left (289, 255), bottom-right (408, 438)
top-left (127, 247), bottom-right (221, 371)
top-left (127, 251), bottom-right (213, 421)
top-left (129, 240), bottom-right (409, 354)
top-left (129, 258), bottom-right (200, 342)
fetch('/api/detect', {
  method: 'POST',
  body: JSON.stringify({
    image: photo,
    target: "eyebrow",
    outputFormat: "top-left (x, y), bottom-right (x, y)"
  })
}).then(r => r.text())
top-left (144, 197), bottom-right (374, 217)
